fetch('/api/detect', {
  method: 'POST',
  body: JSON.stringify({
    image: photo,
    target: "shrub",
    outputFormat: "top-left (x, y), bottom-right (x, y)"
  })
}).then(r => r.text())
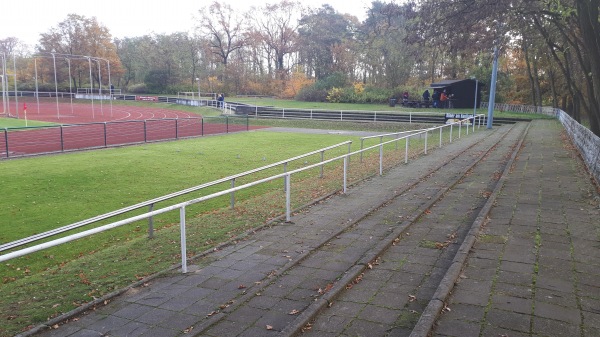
top-left (127, 83), bottom-right (148, 94)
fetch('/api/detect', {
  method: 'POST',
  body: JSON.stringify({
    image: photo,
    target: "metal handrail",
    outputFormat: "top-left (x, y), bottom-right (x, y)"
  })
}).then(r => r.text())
top-left (0, 141), bottom-right (352, 252)
top-left (0, 116), bottom-right (482, 271)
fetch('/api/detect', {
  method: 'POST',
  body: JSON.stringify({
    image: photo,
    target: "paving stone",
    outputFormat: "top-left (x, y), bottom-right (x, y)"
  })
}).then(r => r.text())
top-left (343, 318), bottom-right (389, 337)
top-left (532, 316), bottom-right (581, 336)
top-left (449, 287), bottom-right (489, 307)
top-left (533, 301), bottom-right (581, 325)
top-left (135, 307), bottom-right (176, 325)
top-left (204, 319), bottom-right (250, 337)
top-left (159, 311), bottom-right (199, 331)
top-left (357, 304), bottom-right (399, 324)
top-left (496, 270), bottom-right (533, 286)
top-left (494, 282), bottom-right (533, 299)
top-left (85, 315), bottom-right (130, 334)
top-left (499, 260), bottom-right (534, 274)
top-left (535, 288), bottom-right (578, 308)
top-left (485, 308), bottom-right (531, 333)
top-left (310, 313), bottom-right (353, 333)
top-left (327, 300), bottom-right (365, 318)
top-left (480, 325), bottom-right (530, 337)
top-left (491, 294), bottom-right (533, 315)
top-left (112, 321), bottom-right (149, 337)
top-left (434, 318), bottom-right (481, 337)
top-left (439, 303), bottom-right (485, 323)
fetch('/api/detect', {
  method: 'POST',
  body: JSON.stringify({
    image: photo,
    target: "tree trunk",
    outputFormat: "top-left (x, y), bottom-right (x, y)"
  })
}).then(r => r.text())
top-left (523, 42), bottom-right (537, 106)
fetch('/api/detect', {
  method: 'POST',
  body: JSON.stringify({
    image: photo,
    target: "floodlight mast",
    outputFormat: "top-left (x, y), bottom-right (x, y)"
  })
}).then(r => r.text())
top-left (52, 53), bottom-right (60, 119)
top-left (486, 46), bottom-right (499, 129)
top-left (196, 77), bottom-right (200, 100)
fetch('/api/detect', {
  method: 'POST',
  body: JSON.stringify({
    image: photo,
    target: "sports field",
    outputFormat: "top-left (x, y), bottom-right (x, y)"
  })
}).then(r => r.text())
top-left (0, 98), bottom-right (255, 157)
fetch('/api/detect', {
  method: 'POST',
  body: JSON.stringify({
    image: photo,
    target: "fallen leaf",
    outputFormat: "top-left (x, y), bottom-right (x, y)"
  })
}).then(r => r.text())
top-left (408, 295), bottom-right (417, 302)
top-left (266, 325), bottom-right (273, 330)
top-left (183, 326), bottom-right (194, 333)
top-left (238, 284), bottom-right (246, 289)
top-left (289, 309), bottom-right (300, 315)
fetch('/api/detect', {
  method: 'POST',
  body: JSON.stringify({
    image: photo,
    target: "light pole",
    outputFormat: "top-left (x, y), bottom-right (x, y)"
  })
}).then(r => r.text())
top-left (195, 77), bottom-right (200, 101)
top-left (487, 46), bottom-right (499, 129)
top-left (0, 74), bottom-right (4, 114)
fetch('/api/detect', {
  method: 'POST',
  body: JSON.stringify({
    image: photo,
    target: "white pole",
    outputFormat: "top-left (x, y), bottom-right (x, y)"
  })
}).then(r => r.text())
top-left (34, 58), bottom-right (40, 114)
top-left (88, 57), bottom-right (94, 119)
top-left (3, 53), bottom-right (10, 117)
top-left (97, 59), bottom-right (103, 116)
top-left (180, 206), bottom-right (187, 273)
top-left (107, 59), bottom-right (112, 117)
top-left (67, 58), bottom-right (73, 115)
top-left (196, 77), bottom-right (200, 102)
top-left (0, 54), bottom-right (5, 114)
top-left (52, 53), bottom-right (59, 119)
top-left (13, 53), bottom-right (19, 119)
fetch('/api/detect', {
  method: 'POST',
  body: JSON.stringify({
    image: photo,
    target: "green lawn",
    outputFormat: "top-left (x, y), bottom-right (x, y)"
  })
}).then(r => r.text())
top-left (0, 117), bottom-right (56, 128)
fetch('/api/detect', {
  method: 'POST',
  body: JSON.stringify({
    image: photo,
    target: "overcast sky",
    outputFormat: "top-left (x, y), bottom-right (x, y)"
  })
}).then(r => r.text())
top-left (2, 0), bottom-right (371, 47)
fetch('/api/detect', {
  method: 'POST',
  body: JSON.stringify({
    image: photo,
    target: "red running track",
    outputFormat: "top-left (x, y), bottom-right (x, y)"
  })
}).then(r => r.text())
top-left (1, 100), bottom-right (256, 158)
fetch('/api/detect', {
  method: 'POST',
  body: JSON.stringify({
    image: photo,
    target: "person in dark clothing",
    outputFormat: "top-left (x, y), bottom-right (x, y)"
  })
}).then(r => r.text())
top-left (422, 89), bottom-right (430, 101)
top-left (217, 93), bottom-right (224, 108)
top-left (432, 90), bottom-right (440, 108)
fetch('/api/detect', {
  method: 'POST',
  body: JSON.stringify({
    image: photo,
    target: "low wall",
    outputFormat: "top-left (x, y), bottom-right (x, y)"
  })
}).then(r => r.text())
top-left (556, 110), bottom-right (600, 186)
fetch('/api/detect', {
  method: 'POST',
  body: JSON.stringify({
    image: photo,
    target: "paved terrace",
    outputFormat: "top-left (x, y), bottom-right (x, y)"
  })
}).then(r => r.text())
top-left (28, 120), bottom-right (599, 337)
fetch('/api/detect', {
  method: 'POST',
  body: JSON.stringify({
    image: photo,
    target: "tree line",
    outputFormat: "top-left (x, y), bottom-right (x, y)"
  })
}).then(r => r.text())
top-left (1, 0), bottom-right (599, 136)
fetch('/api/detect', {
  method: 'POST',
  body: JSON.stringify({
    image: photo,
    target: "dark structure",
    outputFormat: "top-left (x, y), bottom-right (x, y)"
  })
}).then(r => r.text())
top-left (430, 79), bottom-right (484, 109)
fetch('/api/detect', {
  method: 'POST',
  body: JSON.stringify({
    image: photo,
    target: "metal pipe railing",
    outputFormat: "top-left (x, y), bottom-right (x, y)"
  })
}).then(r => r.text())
top-left (0, 116), bottom-right (482, 273)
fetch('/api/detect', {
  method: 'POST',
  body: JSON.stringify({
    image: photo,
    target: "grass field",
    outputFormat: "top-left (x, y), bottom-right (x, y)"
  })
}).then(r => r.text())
top-left (0, 98), bottom-right (551, 336)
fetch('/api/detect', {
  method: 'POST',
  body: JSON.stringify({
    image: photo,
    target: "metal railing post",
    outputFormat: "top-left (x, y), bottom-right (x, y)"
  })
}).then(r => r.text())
top-left (175, 119), bottom-right (179, 139)
top-left (405, 137), bottom-right (409, 164)
top-left (320, 151), bottom-right (324, 178)
top-left (148, 203), bottom-right (154, 239)
top-left (144, 120), bottom-right (147, 143)
top-left (439, 127), bottom-right (443, 148)
top-left (360, 138), bottom-right (364, 162)
top-left (226, 116), bottom-right (229, 133)
top-left (230, 178), bottom-right (235, 209)
top-left (180, 206), bottom-right (187, 273)
top-left (285, 175), bottom-right (291, 222)
top-left (4, 129), bottom-right (9, 158)
top-left (424, 130), bottom-right (428, 154)
top-left (104, 122), bottom-right (108, 147)
top-left (450, 124), bottom-right (453, 143)
top-left (379, 144), bottom-right (383, 176)
top-left (283, 162), bottom-right (288, 191)
top-left (347, 142), bottom-right (351, 163)
top-left (343, 156), bottom-right (348, 193)
top-left (60, 126), bottom-right (64, 152)
top-left (459, 122), bottom-right (462, 138)
top-left (201, 118), bottom-right (204, 136)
